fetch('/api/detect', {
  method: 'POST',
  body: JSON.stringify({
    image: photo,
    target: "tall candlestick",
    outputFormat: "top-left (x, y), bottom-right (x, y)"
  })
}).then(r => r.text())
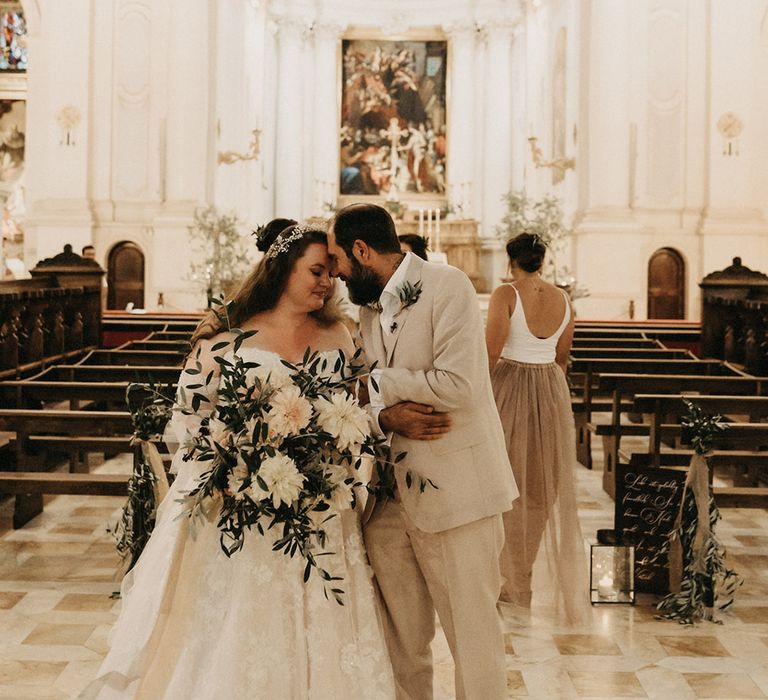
top-left (434, 208), bottom-right (441, 252)
top-left (427, 208), bottom-right (433, 235)
top-left (418, 208), bottom-right (424, 235)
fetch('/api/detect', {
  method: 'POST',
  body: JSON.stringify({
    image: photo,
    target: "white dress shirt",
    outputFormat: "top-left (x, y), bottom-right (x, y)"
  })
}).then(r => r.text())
top-left (369, 252), bottom-right (415, 436)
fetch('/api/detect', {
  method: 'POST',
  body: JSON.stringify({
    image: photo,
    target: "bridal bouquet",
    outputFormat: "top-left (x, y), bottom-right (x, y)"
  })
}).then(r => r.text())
top-left (177, 329), bottom-right (401, 603)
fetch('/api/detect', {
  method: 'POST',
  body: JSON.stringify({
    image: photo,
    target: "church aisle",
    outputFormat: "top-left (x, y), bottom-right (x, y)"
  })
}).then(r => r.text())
top-left (0, 452), bottom-right (766, 699)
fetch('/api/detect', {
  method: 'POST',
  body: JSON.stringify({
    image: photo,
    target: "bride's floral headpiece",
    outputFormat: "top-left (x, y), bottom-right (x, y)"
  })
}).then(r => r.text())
top-left (266, 224), bottom-right (310, 260)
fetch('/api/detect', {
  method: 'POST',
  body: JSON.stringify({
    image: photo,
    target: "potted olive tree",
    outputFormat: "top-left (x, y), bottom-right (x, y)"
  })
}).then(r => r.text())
top-left (496, 190), bottom-right (588, 300)
top-left (188, 206), bottom-right (250, 307)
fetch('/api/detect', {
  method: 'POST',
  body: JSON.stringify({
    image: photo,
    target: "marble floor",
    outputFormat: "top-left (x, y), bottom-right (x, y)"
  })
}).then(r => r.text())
top-left (0, 452), bottom-right (767, 699)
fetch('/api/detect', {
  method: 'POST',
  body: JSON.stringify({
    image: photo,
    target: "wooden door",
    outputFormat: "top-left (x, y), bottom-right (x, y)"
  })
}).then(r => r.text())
top-left (107, 242), bottom-right (145, 310)
top-left (647, 248), bottom-right (685, 319)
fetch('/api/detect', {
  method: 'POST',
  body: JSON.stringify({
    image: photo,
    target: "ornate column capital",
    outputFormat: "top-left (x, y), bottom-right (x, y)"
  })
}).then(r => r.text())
top-left (312, 20), bottom-right (345, 43)
top-left (482, 20), bottom-right (519, 43)
top-left (443, 21), bottom-right (478, 41)
top-left (268, 12), bottom-right (311, 40)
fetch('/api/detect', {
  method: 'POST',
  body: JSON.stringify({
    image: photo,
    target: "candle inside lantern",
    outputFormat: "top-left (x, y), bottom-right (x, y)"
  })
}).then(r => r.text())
top-left (597, 574), bottom-right (614, 598)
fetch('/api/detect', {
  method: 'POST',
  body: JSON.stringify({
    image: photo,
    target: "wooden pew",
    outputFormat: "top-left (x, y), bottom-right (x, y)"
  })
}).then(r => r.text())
top-left (0, 409), bottom-right (135, 527)
top-left (0, 380), bottom-right (172, 410)
top-left (570, 348), bottom-right (692, 360)
top-left (572, 338), bottom-right (660, 349)
top-left (632, 394), bottom-right (768, 465)
top-left (145, 331), bottom-right (194, 341)
top-left (592, 375), bottom-right (768, 496)
top-left (0, 471), bottom-right (128, 496)
top-left (120, 339), bottom-right (191, 353)
top-left (572, 358), bottom-right (738, 468)
top-left (79, 349), bottom-right (184, 367)
top-left (33, 364), bottom-right (182, 384)
top-left (626, 394), bottom-right (768, 507)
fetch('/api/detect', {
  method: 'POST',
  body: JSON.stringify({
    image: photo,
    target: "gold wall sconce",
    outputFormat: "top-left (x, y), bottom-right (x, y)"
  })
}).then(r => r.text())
top-left (56, 105), bottom-right (81, 147)
top-left (527, 136), bottom-right (575, 173)
top-left (217, 128), bottom-right (261, 165)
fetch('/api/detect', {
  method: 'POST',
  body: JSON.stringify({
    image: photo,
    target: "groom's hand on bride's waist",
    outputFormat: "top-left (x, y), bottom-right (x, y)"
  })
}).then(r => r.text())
top-left (379, 402), bottom-right (452, 440)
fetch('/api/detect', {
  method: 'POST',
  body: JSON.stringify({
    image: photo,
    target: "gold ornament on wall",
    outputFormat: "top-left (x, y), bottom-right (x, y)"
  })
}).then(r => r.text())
top-left (527, 136), bottom-right (575, 174)
top-left (56, 105), bottom-right (81, 146)
top-left (716, 112), bottom-right (743, 157)
top-left (217, 128), bottom-right (261, 165)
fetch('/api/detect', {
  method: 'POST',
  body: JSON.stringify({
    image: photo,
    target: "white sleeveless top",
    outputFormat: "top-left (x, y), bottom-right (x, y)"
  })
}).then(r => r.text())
top-left (500, 285), bottom-right (571, 364)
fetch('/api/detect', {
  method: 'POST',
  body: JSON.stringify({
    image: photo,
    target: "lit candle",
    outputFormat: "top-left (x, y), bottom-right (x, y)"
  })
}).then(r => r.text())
top-left (597, 574), bottom-right (614, 598)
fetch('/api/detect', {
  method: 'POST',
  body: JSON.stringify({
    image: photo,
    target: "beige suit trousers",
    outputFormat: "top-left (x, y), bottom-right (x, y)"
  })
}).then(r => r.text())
top-left (364, 498), bottom-right (507, 700)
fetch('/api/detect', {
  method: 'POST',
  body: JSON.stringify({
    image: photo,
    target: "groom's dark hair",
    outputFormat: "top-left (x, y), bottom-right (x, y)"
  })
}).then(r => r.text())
top-left (332, 203), bottom-right (401, 256)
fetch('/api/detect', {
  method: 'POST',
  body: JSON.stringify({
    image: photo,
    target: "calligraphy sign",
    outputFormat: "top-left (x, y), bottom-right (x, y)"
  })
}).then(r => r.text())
top-left (615, 464), bottom-right (686, 594)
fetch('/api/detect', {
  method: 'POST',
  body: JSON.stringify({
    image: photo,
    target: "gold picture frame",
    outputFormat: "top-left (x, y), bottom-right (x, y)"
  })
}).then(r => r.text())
top-left (338, 28), bottom-right (448, 204)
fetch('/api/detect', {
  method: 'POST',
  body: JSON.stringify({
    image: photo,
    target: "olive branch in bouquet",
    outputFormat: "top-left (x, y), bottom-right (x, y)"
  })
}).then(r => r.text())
top-left (174, 298), bottom-right (436, 604)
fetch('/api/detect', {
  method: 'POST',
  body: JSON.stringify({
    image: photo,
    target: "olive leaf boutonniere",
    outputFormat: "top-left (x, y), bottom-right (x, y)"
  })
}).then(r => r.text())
top-left (397, 280), bottom-right (423, 310)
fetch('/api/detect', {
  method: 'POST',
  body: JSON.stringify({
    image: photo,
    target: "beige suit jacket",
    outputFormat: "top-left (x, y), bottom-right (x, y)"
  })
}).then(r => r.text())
top-left (360, 256), bottom-right (519, 533)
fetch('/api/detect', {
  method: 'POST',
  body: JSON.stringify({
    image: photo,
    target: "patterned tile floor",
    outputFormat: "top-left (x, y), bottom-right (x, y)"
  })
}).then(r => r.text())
top-left (1, 451), bottom-right (767, 699)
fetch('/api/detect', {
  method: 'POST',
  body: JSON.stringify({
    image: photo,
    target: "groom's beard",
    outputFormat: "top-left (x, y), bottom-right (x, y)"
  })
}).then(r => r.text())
top-left (344, 257), bottom-right (384, 306)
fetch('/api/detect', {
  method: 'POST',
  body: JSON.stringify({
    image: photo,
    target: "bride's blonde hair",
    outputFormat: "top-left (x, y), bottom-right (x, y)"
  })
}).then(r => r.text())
top-left (190, 221), bottom-right (341, 347)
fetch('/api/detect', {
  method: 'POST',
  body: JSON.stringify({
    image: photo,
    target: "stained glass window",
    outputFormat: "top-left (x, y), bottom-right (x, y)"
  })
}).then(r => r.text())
top-left (0, 5), bottom-right (27, 72)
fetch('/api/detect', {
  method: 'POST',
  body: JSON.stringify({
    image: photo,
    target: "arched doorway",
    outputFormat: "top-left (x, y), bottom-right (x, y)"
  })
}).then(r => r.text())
top-left (107, 241), bottom-right (145, 310)
top-left (647, 247), bottom-right (685, 319)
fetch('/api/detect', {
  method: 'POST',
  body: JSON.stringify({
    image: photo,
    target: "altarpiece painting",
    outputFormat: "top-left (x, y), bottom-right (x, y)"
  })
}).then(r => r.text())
top-left (339, 37), bottom-right (447, 197)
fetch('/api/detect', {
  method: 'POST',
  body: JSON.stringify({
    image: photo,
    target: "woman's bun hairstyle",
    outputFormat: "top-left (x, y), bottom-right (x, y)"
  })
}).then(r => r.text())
top-left (505, 232), bottom-right (546, 273)
top-left (253, 218), bottom-right (298, 253)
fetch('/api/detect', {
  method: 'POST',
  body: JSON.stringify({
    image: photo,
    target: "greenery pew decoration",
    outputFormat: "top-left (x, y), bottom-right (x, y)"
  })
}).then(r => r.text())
top-left (654, 398), bottom-right (742, 624)
top-left (111, 383), bottom-right (175, 574)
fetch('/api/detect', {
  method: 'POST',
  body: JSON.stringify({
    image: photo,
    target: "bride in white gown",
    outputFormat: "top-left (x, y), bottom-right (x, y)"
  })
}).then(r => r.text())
top-left (83, 221), bottom-right (396, 699)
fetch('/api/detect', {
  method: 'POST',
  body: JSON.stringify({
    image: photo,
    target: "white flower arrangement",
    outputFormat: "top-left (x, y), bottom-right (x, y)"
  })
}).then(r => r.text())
top-left (176, 316), bottom-right (423, 604)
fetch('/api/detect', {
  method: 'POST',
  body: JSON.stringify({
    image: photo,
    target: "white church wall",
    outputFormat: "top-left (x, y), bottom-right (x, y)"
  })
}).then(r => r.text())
top-left (20, 0), bottom-right (768, 315)
top-left (24, 0), bottom-right (93, 263)
top-left (572, 0), bottom-right (768, 321)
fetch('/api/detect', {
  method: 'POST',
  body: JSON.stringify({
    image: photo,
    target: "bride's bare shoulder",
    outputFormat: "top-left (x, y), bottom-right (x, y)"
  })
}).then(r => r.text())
top-left (322, 320), bottom-right (355, 356)
top-left (191, 330), bottom-right (238, 356)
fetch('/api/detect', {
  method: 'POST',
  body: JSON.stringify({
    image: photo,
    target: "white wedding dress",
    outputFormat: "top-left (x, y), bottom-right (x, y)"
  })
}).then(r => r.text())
top-left (82, 348), bottom-right (396, 700)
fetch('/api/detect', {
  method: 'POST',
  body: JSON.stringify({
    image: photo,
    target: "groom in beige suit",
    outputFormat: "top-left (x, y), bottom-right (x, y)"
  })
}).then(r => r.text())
top-left (328, 203), bottom-right (519, 700)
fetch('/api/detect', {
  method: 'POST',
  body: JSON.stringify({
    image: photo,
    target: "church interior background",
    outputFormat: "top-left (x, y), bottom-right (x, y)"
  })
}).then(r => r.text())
top-left (2, 1), bottom-right (768, 698)
top-left (5, 0), bottom-right (767, 319)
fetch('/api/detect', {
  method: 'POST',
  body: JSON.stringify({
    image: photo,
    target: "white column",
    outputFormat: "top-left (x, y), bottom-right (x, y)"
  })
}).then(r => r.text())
top-left (445, 22), bottom-right (476, 217)
top-left (572, 0), bottom-right (645, 320)
top-left (273, 16), bottom-right (306, 218)
top-left (88, 1), bottom-right (114, 223)
top-left (163, 0), bottom-right (210, 209)
top-left (579, 0), bottom-right (638, 225)
top-left (479, 22), bottom-right (515, 292)
top-left (509, 24), bottom-right (527, 191)
top-left (25, 0), bottom-right (93, 264)
top-left (153, 0), bottom-right (212, 311)
top-left (311, 22), bottom-right (344, 216)
top-left (481, 23), bottom-right (514, 236)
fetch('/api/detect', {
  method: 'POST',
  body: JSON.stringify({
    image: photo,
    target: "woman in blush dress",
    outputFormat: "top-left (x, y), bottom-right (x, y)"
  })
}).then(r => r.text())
top-left (485, 233), bottom-right (588, 624)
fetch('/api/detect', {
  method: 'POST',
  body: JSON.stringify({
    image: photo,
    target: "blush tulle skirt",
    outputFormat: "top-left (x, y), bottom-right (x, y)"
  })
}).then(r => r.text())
top-left (491, 358), bottom-right (590, 625)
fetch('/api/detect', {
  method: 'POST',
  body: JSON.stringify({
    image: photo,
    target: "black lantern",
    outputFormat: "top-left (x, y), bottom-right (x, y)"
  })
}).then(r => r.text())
top-left (590, 542), bottom-right (635, 604)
